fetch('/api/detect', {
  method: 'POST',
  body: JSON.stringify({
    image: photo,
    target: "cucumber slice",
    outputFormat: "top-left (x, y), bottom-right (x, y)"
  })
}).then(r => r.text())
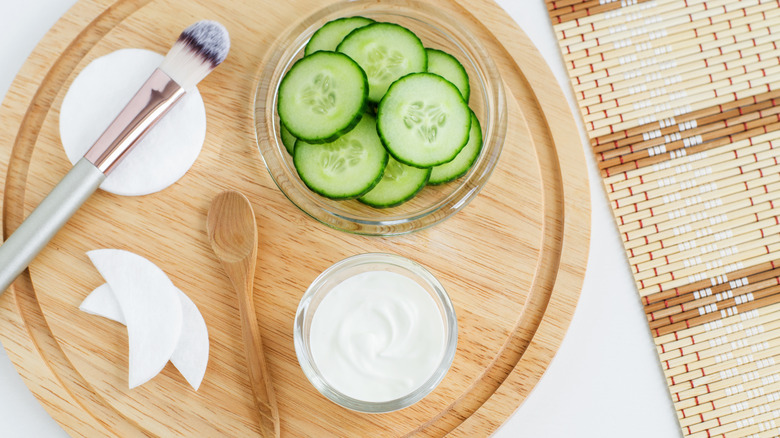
top-left (377, 73), bottom-right (471, 168)
top-left (305, 17), bottom-right (374, 56)
top-left (294, 113), bottom-right (388, 199)
top-left (426, 48), bottom-right (470, 102)
top-left (280, 124), bottom-right (297, 155)
top-left (278, 51), bottom-right (367, 143)
top-left (429, 110), bottom-right (482, 184)
top-left (337, 23), bottom-right (427, 103)
top-left (359, 156), bottom-right (431, 208)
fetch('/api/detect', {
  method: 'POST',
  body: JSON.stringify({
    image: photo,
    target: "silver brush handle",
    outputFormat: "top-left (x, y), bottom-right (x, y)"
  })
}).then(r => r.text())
top-left (0, 158), bottom-right (105, 294)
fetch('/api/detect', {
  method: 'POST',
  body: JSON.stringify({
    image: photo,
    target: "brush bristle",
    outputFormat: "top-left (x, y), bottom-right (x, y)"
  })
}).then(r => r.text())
top-left (159, 20), bottom-right (230, 90)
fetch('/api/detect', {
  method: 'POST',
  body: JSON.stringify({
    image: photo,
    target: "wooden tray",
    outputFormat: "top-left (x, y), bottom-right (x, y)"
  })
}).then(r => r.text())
top-left (0, 0), bottom-right (590, 436)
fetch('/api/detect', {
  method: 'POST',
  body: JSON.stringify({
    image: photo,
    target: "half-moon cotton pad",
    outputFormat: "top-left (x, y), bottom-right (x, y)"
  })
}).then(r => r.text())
top-left (80, 282), bottom-right (209, 391)
top-left (60, 48), bottom-right (207, 196)
top-left (80, 283), bottom-right (125, 324)
top-left (88, 249), bottom-right (183, 389)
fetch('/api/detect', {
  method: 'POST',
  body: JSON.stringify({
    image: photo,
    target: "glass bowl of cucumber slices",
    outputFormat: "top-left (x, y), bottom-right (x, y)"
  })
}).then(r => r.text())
top-left (255, 0), bottom-right (507, 235)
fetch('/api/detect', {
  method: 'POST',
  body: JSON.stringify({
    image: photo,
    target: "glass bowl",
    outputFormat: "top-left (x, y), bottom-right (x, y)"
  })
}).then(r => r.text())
top-left (254, 0), bottom-right (507, 235)
top-left (293, 253), bottom-right (458, 413)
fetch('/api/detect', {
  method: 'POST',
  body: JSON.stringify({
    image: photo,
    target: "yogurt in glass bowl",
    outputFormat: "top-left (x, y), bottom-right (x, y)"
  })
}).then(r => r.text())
top-left (293, 253), bottom-right (458, 413)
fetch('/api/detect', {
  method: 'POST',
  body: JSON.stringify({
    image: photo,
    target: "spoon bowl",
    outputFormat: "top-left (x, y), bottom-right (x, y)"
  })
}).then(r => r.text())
top-left (207, 191), bottom-right (257, 264)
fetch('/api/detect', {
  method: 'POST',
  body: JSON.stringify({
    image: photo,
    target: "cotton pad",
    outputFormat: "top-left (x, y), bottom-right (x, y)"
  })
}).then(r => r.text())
top-left (81, 282), bottom-right (209, 390)
top-left (87, 249), bottom-right (183, 388)
top-left (80, 283), bottom-right (125, 324)
top-left (60, 48), bottom-right (207, 196)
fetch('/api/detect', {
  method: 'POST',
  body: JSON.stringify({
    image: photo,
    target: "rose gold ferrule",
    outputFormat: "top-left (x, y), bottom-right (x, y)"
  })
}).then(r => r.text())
top-left (84, 68), bottom-right (185, 175)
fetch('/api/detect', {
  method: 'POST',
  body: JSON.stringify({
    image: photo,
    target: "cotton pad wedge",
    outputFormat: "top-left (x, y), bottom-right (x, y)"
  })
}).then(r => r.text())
top-left (80, 282), bottom-right (209, 391)
top-left (169, 288), bottom-right (209, 390)
top-left (60, 48), bottom-right (207, 196)
top-left (87, 249), bottom-right (183, 388)
top-left (80, 283), bottom-right (125, 324)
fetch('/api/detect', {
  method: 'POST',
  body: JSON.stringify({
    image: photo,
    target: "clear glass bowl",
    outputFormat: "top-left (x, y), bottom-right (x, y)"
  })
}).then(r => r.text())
top-left (293, 253), bottom-right (458, 413)
top-left (254, 0), bottom-right (507, 235)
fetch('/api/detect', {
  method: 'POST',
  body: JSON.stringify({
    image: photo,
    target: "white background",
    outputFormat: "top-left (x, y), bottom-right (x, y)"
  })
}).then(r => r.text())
top-left (0, 1), bottom-right (682, 436)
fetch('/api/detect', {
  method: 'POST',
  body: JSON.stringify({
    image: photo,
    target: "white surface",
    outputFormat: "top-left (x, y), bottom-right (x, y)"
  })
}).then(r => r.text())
top-left (0, 1), bottom-right (681, 436)
top-left (60, 48), bottom-right (206, 196)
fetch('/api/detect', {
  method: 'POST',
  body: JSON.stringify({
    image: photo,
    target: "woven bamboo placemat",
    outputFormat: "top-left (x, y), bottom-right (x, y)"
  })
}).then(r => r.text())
top-left (547, 0), bottom-right (780, 436)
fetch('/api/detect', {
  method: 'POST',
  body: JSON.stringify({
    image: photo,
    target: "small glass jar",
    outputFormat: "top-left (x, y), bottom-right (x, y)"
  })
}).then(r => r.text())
top-left (293, 253), bottom-right (458, 413)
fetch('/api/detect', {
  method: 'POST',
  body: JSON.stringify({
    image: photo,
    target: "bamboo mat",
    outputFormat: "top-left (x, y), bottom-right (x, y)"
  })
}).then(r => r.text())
top-left (547, 0), bottom-right (780, 436)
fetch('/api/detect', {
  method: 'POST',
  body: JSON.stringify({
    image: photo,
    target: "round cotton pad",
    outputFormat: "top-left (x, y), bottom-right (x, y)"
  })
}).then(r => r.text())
top-left (60, 48), bottom-right (207, 196)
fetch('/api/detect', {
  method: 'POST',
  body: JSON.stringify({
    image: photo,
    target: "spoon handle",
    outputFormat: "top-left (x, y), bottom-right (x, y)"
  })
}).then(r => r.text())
top-left (235, 275), bottom-right (279, 437)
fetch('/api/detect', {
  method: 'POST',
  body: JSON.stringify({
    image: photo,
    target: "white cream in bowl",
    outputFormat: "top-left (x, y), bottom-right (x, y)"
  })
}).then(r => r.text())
top-left (309, 270), bottom-right (446, 402)
top-left (295, 253), bottom-right (457, 412)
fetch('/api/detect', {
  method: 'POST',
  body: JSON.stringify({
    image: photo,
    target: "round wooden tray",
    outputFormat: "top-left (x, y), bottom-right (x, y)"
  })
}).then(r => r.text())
top-left (0, 0), bottom-right (590, 436)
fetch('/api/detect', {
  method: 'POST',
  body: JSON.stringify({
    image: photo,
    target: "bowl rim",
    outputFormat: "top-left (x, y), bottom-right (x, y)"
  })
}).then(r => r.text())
top-left (253, 0), bottom-right (508, 236)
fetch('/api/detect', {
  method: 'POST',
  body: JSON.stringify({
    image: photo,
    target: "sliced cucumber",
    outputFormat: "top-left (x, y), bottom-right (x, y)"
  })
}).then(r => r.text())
top-left (305, 17), bottom-right (375, 56)
top-left (426, 48), bottom-right (470, 102)
top-left (377, 73), bottom-right (471, 168)
top-left (359, 156), bottom-right (431, 208)
top-left (278, 51), bottom-right (367, 143)
top-left (429, 110), bottom-right (482, 184)
top-left (280, 124), bottom-right (297, 155)
top-left (294, 113), bottom-right (388, 199)
top-left (337, 23), bottom-right (427, 103)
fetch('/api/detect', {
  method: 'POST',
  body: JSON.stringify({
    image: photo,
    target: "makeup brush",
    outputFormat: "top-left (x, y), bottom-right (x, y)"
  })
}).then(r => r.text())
top-left (0, 20), bottom-right (230, 294)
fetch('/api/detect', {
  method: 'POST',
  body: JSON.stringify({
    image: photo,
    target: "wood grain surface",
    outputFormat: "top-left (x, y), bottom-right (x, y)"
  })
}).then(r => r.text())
top-left (0, 0), bottom-right (590, 436)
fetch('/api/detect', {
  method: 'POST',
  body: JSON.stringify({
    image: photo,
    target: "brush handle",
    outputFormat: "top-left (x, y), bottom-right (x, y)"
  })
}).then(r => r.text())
top-left (0, 158), bottom-right (105, 294)
top-left (84, 68), bottom-right (183, 174)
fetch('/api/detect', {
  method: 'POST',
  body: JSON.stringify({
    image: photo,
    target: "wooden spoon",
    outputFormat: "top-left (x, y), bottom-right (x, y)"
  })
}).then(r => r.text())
top-left (207, 190), bottom-right (279, 437)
